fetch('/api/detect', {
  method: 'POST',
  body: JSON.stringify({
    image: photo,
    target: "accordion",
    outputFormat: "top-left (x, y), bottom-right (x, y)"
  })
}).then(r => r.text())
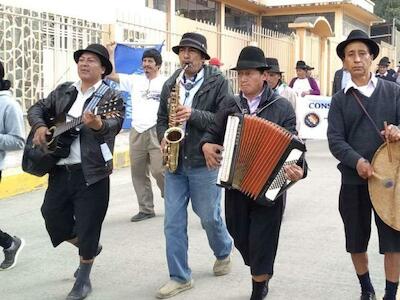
top-left (217, 114), bottom-right (306, 204)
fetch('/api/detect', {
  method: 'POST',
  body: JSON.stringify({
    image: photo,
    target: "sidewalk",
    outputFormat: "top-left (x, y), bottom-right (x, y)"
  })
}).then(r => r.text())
top-left (0, 130), bottom-right (131, 199)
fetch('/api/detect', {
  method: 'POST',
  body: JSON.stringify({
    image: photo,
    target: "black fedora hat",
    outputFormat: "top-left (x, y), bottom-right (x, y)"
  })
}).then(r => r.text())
top-left (336, 29), bottom-right (379, 60)
top-left (231, 46), bottom-right (269, 71)
top-left (265, 57), bottom-right (283, 73)
top-left (172, 32), bottom-right (210, 60)
top-left (378, 56), bottom-right (390, 66)
top-left (295, 60), bottom-right (308, 70)
top-left (74, 44), bottom-right (113, 76)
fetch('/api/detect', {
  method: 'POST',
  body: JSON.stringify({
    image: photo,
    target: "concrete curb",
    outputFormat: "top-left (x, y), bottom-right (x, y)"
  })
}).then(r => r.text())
top-left (0, 148), bottom-right (130, 199)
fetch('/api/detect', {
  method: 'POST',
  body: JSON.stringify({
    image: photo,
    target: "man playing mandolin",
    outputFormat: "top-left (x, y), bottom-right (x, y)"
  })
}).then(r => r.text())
top-left (27, 44), bottom-right (124, 300)
top-left (328, 30), bottom-right (400, 300)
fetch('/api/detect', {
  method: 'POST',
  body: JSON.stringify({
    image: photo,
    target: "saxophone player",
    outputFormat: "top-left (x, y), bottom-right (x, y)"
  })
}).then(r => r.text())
top-left (156, 32), bottom-right (233, 299)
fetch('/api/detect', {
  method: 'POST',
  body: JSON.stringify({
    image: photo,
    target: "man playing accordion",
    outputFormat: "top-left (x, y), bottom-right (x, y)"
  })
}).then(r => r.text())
top-left (201, 46), bottom-right (307, 300)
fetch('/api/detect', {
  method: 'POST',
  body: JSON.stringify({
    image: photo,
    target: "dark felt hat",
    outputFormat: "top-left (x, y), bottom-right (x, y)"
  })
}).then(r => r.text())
top-left (231, 46), bottom-right (270, 71)
top-left (172, 32), bottom-right (210, 59)
top-left (336, 29), bottom-right (379, 60)
top-left (295, 60), bottom-right (308, 70)
top-left (378, 56), bottom-right (390, 66)
top-left (74, 44), bottom-right (113, 76)
top-left (265, 57), bottom-right (283, 73)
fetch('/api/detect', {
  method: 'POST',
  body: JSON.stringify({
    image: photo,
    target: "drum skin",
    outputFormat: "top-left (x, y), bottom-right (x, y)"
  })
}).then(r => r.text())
top-left (369, 142), bottom-right (400, 231)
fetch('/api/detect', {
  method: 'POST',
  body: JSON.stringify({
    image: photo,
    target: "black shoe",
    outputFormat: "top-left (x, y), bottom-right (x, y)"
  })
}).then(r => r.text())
top-left (360, 291), bottom-right (376, 300)
top-left (262, 280), bottom-right (269, 299)
top-left (0, 236), bottom-right (25, 271)
top-left (66, 280), bottom-right (92, 300)
top-left (130, 212), bottom-right (155, 222)
top-left (73, 244), bottom-right (102, 278)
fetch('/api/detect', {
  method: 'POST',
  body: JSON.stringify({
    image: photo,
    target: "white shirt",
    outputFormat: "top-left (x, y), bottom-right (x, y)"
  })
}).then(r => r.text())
top-left (344, 73), bottom-right (378, 97)
top-left (119, 73), bottom-right (166, 133)
top-left (243, 88), bottom-right (264, 114)
top-left (292, 78), bottom-right (312, 97)
top-left (58, 80), bottom-right (102, 165)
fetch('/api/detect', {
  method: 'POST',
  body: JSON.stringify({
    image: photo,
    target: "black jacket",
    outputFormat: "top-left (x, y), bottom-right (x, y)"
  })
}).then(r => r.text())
top-left (332, 68), bottom-right (344, 95)
top-left (201, 86), bottom-right (307, 203)
top-left (27, 81), bottom-right (125, 185)
top-left (202, 87), bottom-right (298, 145)
top-left (157, 65), bottom-right (233, 168)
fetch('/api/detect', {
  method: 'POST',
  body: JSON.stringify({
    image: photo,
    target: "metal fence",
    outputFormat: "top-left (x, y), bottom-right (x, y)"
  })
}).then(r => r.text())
top-left (0, 4), bottom-right (108, 112)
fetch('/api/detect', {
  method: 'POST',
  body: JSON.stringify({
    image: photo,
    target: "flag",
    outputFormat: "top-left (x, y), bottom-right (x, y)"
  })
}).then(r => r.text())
top-left (114, 42), bottom-right (164, 74)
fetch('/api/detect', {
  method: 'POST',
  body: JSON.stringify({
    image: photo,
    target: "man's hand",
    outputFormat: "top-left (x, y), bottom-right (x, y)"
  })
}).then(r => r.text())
top-left (32, 126), bottom-right (51, 146)
top-left (202, 143), bottom-right (224, 169)
top-left (356, 158), bottom-right (374, 179)
top-left (175, 105), bottom-right (192, 123)
top-left (381, 124), bottom-right (400, 143)
top-left (106, 41), bottom-right (116, 56)
top-left (284, 164), bottom-right (304, 181)
top-left (83, 111), bottom-right (103, 130)
top-left (160, 138), bottom-right (167, 154)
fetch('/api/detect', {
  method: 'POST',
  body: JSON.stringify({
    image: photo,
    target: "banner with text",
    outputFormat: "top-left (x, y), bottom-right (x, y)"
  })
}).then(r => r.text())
top-left (296, 95), bottom-right (331, 140)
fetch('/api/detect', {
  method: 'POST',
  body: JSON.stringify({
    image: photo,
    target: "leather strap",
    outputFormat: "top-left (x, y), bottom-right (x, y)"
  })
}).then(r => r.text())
top-left (351, 90), bottom-right (385, 143)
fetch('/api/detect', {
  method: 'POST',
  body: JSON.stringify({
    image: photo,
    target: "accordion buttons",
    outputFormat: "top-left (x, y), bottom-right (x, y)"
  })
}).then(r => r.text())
top-left (184, 156), bottom-right (188, 159)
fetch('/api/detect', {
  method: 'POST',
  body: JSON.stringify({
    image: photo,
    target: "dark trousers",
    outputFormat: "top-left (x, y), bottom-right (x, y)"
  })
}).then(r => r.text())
top-left (41, 167), bottom-right (110, 260)
top-left (225, 189), bottom-right (283, 276)
top-left (0, 229), bottom-right (13, 249)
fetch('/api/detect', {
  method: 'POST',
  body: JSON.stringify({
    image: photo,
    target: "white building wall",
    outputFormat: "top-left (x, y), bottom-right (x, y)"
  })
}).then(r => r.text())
top-left (0, 0), bottom-right (147, 23)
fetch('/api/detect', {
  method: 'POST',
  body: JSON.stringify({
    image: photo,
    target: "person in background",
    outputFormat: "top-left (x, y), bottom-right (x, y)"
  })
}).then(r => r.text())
top-left (265, 57), bottom-right (297, 110)
top-left (0, 60), bottom-right (25, 271)
top-left (209, 57), bottom-right (224, 69)
top-left (289, 60), bottom-right (320, 97)
top-left (107, 43), bottom-right (165, 222)
top-left (332, 66), bottom-right (351, 95)
top-left (376, 57), bottom-right (396, 82)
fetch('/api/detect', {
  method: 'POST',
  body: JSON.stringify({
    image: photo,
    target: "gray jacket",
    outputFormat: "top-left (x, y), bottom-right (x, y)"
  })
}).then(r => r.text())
top-left (0, 91), bottom-right (25, 170)
top-left (157, 65), bottom-right (233, 168)
top-left (27, 81), bottom-right (124, 185)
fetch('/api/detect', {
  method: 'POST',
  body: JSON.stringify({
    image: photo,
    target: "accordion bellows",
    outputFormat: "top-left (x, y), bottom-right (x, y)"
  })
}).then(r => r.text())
top-left (218, 114), bottom-right (306, 203)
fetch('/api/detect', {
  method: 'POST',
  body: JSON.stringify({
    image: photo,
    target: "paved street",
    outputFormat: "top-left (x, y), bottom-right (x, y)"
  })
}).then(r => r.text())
top-left (0, 140), bottom-right (388, 300)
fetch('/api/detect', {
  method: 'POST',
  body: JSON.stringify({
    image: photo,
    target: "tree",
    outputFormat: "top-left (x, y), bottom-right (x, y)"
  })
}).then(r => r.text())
top-left (373, 0), bottom-right (400, 23)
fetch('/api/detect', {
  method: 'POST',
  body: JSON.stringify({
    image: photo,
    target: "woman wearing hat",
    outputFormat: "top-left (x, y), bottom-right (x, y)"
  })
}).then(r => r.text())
top-left (28, 44), bottom-right (125, 300)
top-left (0, 61), bottom-right (26, 271)
top-left (328, 29), bottom-right (400, 300)
top-left (201, 46), bottom-right (307, 300)
top-left (289, 60), bottom-right (320, 97)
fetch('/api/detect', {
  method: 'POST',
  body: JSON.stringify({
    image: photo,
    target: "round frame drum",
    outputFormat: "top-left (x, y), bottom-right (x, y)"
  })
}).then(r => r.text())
top-left (369, 142), bottom-right (400, 231)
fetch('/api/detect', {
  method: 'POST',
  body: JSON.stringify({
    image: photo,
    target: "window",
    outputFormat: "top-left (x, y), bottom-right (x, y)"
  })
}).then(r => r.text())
top-left (145, 0), bottom-right (167, 12)
top-left (175, 0), bottom-right (216, 24)
top-left (225, 5), bottom-right (256, 33)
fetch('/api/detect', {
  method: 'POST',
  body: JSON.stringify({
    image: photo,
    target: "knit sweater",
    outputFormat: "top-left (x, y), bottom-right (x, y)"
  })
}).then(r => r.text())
top-left (0, 91), bottom-right (25, 170)
top-left (327, 79), bottom-right (400, 184)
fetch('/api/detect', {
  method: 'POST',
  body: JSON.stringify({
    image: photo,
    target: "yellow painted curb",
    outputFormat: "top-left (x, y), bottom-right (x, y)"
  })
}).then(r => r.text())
top-left (0, 149), bottom-right (130, 200)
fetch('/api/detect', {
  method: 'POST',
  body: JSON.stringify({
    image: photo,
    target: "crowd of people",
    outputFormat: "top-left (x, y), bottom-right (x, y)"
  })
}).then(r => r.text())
top-left (0, 28), bottom-right (400, 300)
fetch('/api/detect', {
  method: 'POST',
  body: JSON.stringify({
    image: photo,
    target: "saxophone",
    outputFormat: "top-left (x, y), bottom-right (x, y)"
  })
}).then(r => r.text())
top-left (163, 64), bottom-right (189, 172)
